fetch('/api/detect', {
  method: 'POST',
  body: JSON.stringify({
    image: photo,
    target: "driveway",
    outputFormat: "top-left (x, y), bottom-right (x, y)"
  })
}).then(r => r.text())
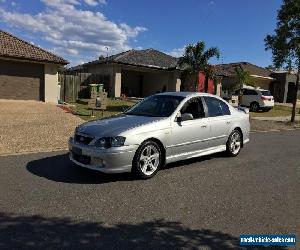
top-left (0, 100), bottom-right (83, 155)
top-left (0, 130), bottom-right (298, 249)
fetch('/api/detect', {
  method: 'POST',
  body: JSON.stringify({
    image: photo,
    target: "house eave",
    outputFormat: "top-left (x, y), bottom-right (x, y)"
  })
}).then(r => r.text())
top-left (250, 74), bottom-right (274, 80)
top-left (85, 60), bottom-right (179, 71)
top-left (0, 55), bottom-right (69, 65)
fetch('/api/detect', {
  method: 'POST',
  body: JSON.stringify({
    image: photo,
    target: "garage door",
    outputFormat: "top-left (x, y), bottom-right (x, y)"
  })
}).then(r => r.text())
top-left (0, 60), bottom-right (44, 101)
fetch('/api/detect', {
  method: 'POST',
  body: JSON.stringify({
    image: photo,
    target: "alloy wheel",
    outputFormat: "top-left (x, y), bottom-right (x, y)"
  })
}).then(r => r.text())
top-left (139, 145), bottom-right (160, 176)
top-left (230, 131), bottom-right (241, 155)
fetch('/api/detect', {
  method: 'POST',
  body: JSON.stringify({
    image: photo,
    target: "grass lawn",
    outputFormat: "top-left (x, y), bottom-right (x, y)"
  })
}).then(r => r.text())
top-left (251, 119), bottom-right (300, 131)
top-left (250, 105), bottom-right (300, 117)
top-left (69, 98), bottom-right (138, 121)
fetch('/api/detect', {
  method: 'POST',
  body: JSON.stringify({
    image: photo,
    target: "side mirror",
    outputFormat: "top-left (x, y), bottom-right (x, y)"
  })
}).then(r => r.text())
top-left (180, 113), bottom-right (193, 121)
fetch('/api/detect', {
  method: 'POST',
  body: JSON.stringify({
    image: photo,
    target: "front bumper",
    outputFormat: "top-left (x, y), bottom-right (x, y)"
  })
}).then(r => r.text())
top-left (68, 138), bottom-right (138, 173)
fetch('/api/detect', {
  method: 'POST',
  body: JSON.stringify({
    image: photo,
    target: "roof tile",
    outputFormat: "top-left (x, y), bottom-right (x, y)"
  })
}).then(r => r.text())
top-left (214, 62), bottom-right (272, 77)
top-left (85, 48), bottom-right (178, 69)
top-left (0, 29), bottom-right (68, 65)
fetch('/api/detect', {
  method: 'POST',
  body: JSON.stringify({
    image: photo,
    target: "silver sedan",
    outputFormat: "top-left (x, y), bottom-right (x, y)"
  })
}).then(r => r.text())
top-left (69, 92), bottom-right (250, 179)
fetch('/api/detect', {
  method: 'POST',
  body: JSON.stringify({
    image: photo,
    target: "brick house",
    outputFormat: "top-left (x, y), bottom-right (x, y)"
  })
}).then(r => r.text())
top-left (0, 30), bottom-right (68, 102)
top-left (67, 49), bottom-right (181, 98)
top-left (215, 62), bottom-right (299, 103)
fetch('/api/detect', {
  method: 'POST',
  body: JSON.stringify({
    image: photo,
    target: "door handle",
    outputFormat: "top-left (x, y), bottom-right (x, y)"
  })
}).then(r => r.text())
top-left (226, 121), bottom-right (231, 124)
top-left (201, 125), bottom-right (207, 128)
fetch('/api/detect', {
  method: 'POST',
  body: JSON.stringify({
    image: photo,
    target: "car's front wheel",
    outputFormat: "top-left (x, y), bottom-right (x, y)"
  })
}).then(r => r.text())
top-left (226, 129), bottom-right (242, 157)
top-left (132, 140), bottom-right (162, 179)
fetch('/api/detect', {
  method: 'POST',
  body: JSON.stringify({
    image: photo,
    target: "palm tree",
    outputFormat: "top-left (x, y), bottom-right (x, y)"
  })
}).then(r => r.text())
top-left (179, 41), bottom-right (220, 92)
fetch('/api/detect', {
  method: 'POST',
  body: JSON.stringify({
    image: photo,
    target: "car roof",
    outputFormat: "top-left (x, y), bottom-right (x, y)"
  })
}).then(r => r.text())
top-left (155, 91), bottom-right (215, 98)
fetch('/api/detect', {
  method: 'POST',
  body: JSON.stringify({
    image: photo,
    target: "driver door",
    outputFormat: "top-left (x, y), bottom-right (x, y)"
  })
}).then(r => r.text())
top-left (169, 97), bottom-right (210, 158)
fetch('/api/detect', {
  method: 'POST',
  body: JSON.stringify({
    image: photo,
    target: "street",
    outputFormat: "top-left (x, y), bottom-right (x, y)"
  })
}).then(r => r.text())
top-left (0, 130), bottom-right (298, 249)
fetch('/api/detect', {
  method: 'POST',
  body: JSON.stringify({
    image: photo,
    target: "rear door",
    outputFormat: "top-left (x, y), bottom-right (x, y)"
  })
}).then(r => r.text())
top-left (203, 97), bottom-right (232, 148)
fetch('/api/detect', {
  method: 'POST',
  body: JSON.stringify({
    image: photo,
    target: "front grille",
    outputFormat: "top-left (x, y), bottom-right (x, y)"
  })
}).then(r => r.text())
top-left (75, 134), bottom-right (94, 145)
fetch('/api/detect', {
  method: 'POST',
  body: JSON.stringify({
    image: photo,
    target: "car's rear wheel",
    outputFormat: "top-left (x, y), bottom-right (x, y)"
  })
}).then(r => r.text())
top-left (250, 102), bottom-right (259, 112)
top-left (226, 129), bottom-right (242, 157)
top-left (132, 140), bottom-right (162, 179)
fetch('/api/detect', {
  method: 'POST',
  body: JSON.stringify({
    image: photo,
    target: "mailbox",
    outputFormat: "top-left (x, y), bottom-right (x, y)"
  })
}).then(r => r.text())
top-left (88, 91), bottom-right (108, 117)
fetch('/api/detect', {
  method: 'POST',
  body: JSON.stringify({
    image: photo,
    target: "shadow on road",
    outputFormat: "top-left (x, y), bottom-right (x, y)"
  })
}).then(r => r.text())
top-left (26, 152), bottom-right (227, 184)
top-left (0, 212), bottom-right (286, 250)
top-left (26, 153), bottom-right (133, 184)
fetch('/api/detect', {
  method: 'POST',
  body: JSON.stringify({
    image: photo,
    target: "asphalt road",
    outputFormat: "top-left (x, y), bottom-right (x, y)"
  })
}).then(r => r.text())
top-left (0, 130), bottom-right (299, 250)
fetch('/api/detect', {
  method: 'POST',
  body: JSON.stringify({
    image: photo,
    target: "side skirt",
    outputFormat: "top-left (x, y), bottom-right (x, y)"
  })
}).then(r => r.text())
top-left (166, 145), bottom-right (226, 164)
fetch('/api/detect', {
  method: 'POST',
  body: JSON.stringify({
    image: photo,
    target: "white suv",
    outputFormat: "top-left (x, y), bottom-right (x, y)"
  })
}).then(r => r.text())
top-left (240, 88), bottom-right (274, 112)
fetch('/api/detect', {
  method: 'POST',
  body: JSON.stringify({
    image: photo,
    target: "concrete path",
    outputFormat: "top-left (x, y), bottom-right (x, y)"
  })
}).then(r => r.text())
top-left (0, 100), bottom-right (83, 155)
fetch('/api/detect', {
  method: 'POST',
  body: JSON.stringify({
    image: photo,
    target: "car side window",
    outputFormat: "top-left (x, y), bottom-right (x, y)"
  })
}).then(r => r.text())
top-left (242, 89), bottom-right (249, 95)
top-left (181, 97), bottom-right (205, 119)
top-left (243, 89), bottom-right (257, 95)
top-left (204, 97), bottom-right (231, 117)
top-left (219, 100), bottom-right (231, 115)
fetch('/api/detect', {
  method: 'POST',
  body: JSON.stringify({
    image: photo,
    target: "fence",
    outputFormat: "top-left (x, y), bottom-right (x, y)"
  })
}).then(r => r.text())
top-left (59, 73), bottom-right (110, 102)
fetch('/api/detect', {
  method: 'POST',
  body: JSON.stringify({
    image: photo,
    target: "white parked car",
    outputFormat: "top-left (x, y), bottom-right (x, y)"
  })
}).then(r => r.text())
top-left (69, 92), bottom-right (250, 179)
top-left (240, 88), bottom-right (274, 112)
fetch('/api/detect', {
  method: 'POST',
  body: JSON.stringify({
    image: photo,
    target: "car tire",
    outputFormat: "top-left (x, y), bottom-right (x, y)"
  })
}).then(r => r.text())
top-left (132, 140), bottom-right (163, 179)
top-left (250, 102), bottom-right (260, 112)
top-left (226, 129), bottom-right (242, 157)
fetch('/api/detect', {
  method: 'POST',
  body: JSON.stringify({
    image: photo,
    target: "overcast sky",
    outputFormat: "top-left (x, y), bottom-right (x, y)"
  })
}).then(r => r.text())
top-left (0, 0), bottom-right (282, 67)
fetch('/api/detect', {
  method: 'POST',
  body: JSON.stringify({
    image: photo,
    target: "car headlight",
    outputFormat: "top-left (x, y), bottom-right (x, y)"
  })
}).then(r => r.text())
top-left (94, 136), bottom-right (126, 148)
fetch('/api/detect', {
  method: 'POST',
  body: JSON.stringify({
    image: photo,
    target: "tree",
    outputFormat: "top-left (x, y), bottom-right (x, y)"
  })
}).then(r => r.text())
top-left (235, 67), bottom-right (253, 87)
top-left (265, 65), bottom-right (277, 71)
top-left (234, 67), bottom-right (254, 104)
top-left (179, 41), bottom-right (220, 92)
top-left (265, 0), bottom-right (300, 122)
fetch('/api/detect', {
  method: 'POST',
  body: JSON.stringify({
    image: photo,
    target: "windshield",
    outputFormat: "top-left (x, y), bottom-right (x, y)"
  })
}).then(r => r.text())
top-left (126, 95), bottom-right (184, 117)
top-left (261, 90), bottom-right (272, 96)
